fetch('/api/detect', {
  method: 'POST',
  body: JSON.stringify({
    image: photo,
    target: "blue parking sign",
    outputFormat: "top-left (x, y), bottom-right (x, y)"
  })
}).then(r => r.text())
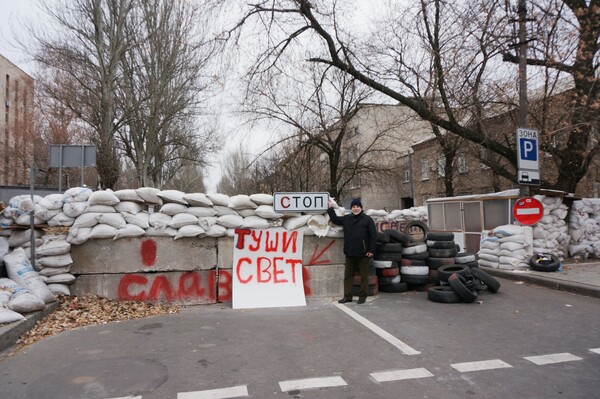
top-left (516, 128), bottom-right (539, 171)
top-left (519, 138), bottom-right (537, 161)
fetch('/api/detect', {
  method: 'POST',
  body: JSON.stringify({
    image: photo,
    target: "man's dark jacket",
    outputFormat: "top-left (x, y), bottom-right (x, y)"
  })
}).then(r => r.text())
top-left (327, 207), bottom-right (377, 257)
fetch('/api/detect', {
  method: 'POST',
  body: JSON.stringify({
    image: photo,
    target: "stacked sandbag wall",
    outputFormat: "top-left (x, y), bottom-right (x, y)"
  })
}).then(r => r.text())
top-left (568, 198), bottom-right (600, 259)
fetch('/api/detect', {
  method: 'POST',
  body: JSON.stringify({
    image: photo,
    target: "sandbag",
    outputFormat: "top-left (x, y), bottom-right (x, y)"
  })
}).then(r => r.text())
top-left (186, 207), bottom-right (218, 218)
top-left (174, 225), bottom-right (205, 240)
top-left (97, 213), bottom-right (127, 229)
top-left (4, 248), bottom-right (55, 303)
top-left (136, 187), bottom-right (163, 205)
top-left (217, 214), bottom-right (244, 228)
top-left (183, 193), bottom-right (213, 207)
top-left (39, 266), bottom-right (72, 277)
top-left (0, 278), bottom-right (46, 313)
top-left (114, 224), bottom-right (146, 239)
top-left (255, 205), bottom-right (283, 220)
top-left (114, 201), bottom-right (144, 214)
top-left (249, 193), bottom-right (273, 205)
top-left (229, 195), bottom-right (257, 210)
top-left (85, 205), bottom-right (116, 213)
top-left (206, 193), bottom-right (230, 206)
top-left (205, 224), bottom-right (227, 237)
top-left (0, 306), bottom-right (26, 323)
top-left (62, 201), bottom-right (88, 218)
top-left (168, 213), bottom-right (199, 228)
top-left (157, 190), bottom-right (187, 205)
top-left (38, 194), bottom-right (65, 210)
top-left (242, 216), bottom-right (270, 229)
top-left (47, 212), bottom-right (75, 227)
top-left (149, 213), bottom-right (172, 229)
top-left (47, 284), bottom-right (70, 296)
top-left (88, 190), bottom-right (120, 206)
top-left (46, 273), bottom-right (76, 285)
top-left (73, 213), bottom-right (101, 228)
top-left (114, 189), bottom-right (143, 202)
top-left (37, 253), bottom-right (73, 268)
top-left (62, 187), bottom-right (93, 203)
top-left (160, 203), bottom-right (188, 216)
top-left (36, 240), bottom-right (71, 256)
top-left (88, 224), bottom-right (118, 239)
top-left (67, 227), bottom-right (92, 245)
top-left (122, 212), bottom-right (150, 229)
top-left (145, 227), bottom-right (177, 237)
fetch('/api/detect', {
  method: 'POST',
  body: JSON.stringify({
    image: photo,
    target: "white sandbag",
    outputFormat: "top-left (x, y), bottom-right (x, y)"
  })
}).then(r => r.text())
top-left (114, 224), bottom-right (146, 239)
top-left (15, 213), bottom-right (45, 226)
top-left (238, 209), bottom-right (256, 217)
top-left (47, 212), bottom-right (75, 227)
top-left (8, 229), bottom-right (40, 248)
top-left (62, 201), bottom-right (88, 218)
top-left (249, 193), bottom-right (273, 205)
top-left (88, 224), bottom-right (118, 239)
top-left (168, 213), bottom-right (199, 228)
top-left (183, 193), bottom-right (213, 207)
top-left (149, 213), bottom-right (172, 229)
top-left (477, 251), bottom-right (499, 262)
top-left (160, 203), bottom-right (188, 216)
top-left (242, 216), bottom-right (270, 229)
top-left (497, 249), bottom-right (528, 259)
top-left (114, 189), bottom-right (143, 202)
top-left (0, 217), bottom-right (13, 228)
top-left (205, 224), bottom-right (227, 237)
top-left (97, 213), bottom-right (127, 229)
top-left (500, 241), bottom-right (526, 251)
top-left (62, 187), bottom-right (93, 203)
top-left (206, 193), bottom-right (230, 206)
top-left (47, 284), bottom-right (70, 296)
top-left (0, 237), bottom-right (8, 258)
top-left (20, 238), bottom-right (44, 249)
top-left (145, 227), bottom-right (177, 237)
top-left (85, 204), bottom-right (116, 213)
top-left (307, 215), bottom-right (330, 237)
top-left (157, 190), bottom-right (187, 205)
top-left (499, 255), bottom-right (524, 267)
top-left (73, 213), bottom-right (101, 228)
top-left (123, 211), bottom-right (150, 229)
top-left (0, 278), bottom-right (45, 313)
top-left (136, 187), bottom-right (163, 205)
top-left (498, 234), bottom-right (526, 243)
top-left (34, 204), bottom-right (61, 221)
top-left (46, 273), bottom-right (76, 285)
top-left (213, 205), bottom-right (238, 216)
top-left (216, 214), bottom-right (244, 228)
top-left (67, 227), bottom-right (92, 245)
top-left (88, 190), bottom-right (120, 206)
top-left (174, 225), bottom-right (205, 240)
top-left (186, 207), bottom-right (217, 217)
top-left (0, 288), bottom-right (10, 307)
top-left (0, 306), bottom-right (26, 323)
top-left (39, 266), bottom-right (71, 277)
top-left (325, 227), bottom-right (344, 238)
top-left (283, 215), bottom-right (312, 230)
top-left (229, 195), bottom-right (257, 210)
top-left (477, 259), bottom-right (499, 268)
top-left (493, 224), bottom-right (523, 237)
top-left (9, 195), bottom-right (38, 213)
top-left (38, 253), bottom-right (73, 267)
top-left (38, 194), bottom-right (65, 210)
top-left (255, 205), bottom-right (284, 220)
top-left (115, 201), bottom-right (144, 214)
top-left (4, 248), bottom-right (56, 303)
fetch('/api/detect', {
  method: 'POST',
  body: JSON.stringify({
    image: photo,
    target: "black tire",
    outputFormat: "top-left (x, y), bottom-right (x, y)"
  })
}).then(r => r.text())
top-left (374, 251), bottom-right (402, 262)
top-left (438, 264), bottom-right (471, 283)
top-left (377, 231), bottom-right (390, 243)
top-left (426, 240), bottom-right (456, 249)
top-left (404, 221), bottom-right (429, 243)
top-left (379, 282), bottom-right (408, 293)
top-left (427, 231), bottom-right (454, 241)
top-left (470, 267), bottom-right (501, 293)
top-left (465, 261), bottom-right (479, 269)
top-left (401, 258), bottom-right (427, 266)
top-left (427, 257), bottom-right (455, 269)
top-left (400, 274), bottom-right (429, 286)
top-left (448, 273), bottom-right (478, 303)
top-left (402, 251), bottom-right (429, 260)
top-left (428, 247), bottom-right (457, 258)
top-left (427, 286), bottom-right (463, 303)
top-left (384, 229), bottom-right (409, 244)
top-left (376, 242), bottom-right (404, 253)
top-left (379, 275), bottom-right (402, 285)
top-left (455, 252), bottom-right (476, 264)
top-left (401, 242), bottom-right (428, 254)
top-left (529, 253), bottom-right (561, 272)
top-left (376, 266), bottom-right (400, 278)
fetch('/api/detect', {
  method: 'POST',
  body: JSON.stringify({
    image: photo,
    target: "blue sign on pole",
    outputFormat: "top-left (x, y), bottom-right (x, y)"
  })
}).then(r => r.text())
top-left (516, 128), bottom-right (539, 171)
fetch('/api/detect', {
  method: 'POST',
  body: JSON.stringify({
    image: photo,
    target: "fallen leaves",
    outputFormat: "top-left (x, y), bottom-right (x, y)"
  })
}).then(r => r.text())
top-left (16, 294), bottom-right (180, 349)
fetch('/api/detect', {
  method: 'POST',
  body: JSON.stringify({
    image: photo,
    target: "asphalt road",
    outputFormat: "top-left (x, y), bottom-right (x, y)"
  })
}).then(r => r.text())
top-left (1, 278), bottom-right (599, 399)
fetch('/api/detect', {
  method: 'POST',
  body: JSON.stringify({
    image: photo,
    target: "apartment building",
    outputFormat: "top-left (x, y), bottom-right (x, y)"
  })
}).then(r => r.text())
top-left (0, 53), bottom-right (35, 187)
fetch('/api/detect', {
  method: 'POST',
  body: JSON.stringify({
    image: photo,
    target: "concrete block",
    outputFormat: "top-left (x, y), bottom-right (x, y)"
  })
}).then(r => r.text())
top-left (71, 237), bottom-right (217, 274)
top-left (72, 270), bottom-right (230, 305)
top-left (217, 237), bottom-right (234, 269)
top-left (303, 263), bottom-right (344, 298)
top-left (302, 236), bottom-right (345, 266)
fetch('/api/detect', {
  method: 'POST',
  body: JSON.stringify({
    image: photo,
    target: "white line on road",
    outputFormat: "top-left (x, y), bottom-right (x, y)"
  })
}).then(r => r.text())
top-left (279, 376), bottom-right (347, 392)
top-left (177, 385), bottom-right (249, 399)
top-left (524, 353), bottom-right (583, 365)
top-left (334, 303), bottom-right (421, 355)
top-left (590, 348), bottom-right (600, 355)
top-left (370, 367), bottom-right (434, 383)
top-left (107, 397), bottom-right (143, 399)
top-left (451, 359), bottom-right (513, 373)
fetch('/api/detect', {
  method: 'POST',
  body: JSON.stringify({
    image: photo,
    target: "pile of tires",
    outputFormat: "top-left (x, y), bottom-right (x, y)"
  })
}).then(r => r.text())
top-left (373, 229), bottom-right (409, 293)
top-left (401, 242), bottom-right (430, 288)
top-left (426, 231), bottom-right (457, 285)
top-left (428, 265), bottom-right (501, 303)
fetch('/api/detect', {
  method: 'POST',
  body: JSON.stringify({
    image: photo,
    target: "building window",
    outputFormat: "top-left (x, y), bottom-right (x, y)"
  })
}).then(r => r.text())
top-left (437, 156), bottom-right (446, 177)
top-left (421, 159), bottom-right (429, 180)
top-left (457, 154), bottom-right (468, 174)
top-left (403, 170), bottom-right (410, 182)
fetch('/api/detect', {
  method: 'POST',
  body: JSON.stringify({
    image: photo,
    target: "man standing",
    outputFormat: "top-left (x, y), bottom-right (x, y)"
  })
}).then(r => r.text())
top-left (327, 198), bottom-right (377, 304)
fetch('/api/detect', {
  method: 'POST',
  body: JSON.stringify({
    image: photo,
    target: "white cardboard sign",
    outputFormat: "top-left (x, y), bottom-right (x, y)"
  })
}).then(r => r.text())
top-left (232, 228), bottom-right (306, 309)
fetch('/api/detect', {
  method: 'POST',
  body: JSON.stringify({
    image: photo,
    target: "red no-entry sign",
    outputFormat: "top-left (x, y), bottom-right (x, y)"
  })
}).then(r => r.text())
top-left (513, 197), bottom-right (544, 225)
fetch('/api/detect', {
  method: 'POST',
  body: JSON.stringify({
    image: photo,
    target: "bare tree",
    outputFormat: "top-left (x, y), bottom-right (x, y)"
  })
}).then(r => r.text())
top-left (224, 0), bottom-right (599, 193)
top-left (216, 144), bottom-right (255, 195)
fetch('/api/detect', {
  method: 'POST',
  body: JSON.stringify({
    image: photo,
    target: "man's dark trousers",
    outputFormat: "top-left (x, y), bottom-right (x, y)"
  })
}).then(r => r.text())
top-left (343, 256), bottom-right (370, 299)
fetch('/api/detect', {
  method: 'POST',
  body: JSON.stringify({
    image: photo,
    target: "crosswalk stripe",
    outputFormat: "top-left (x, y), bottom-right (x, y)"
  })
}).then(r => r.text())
top-left (334, 303), bottom-right (420, 355)
top-left (370, 367), bottom-right (434, 383)
top-left (524, 353), bottom-right (583, 365)
top-left (279, 376), bottom-right (347, 392)
top-left (177, 385), bottom-right (249, 399)
top-left (590, 348), bottom-right (600, 355)
top-left (451, 359), bottom-right (512, 372)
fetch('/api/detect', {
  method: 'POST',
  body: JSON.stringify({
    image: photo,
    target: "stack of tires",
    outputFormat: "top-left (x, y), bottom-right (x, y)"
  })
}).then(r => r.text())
top-left (352, 259), bottom-right (378, 297)
top-left (374, 229), bottom-right (409, 293)
top-left (426, 231), bottom-right (457, 286)
top-left (400, 242), bottom-right (430, 289)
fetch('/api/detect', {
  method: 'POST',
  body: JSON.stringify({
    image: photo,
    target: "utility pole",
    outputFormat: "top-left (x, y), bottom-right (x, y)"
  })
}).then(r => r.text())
top-left (518, 0), bottom-right (530, 196)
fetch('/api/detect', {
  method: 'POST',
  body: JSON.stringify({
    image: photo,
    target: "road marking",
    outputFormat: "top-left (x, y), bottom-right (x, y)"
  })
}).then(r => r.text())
top-left (590, 348), bottom-right (600, 355)
top-left (524, 353), bottom-right (583, 365)
top-left (177, 385), bottom-right (249, 399)
top-left (451, 359), bottom-right (512, 372)
top-left (334, 303), bottom-right (420, 355)
top-left (370, 367), bottom-right (434, 383)
top-left (279, 376), bottom-right (347, 392)
top-left (107, 397), bottom-right (142, 399)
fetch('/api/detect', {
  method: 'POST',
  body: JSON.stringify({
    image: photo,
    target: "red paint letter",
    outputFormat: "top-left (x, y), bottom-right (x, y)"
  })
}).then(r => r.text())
top-left (272, 256), bottom-right (287, 283)
top-left (285, 259), bottom-right (303, 284)
top-left (282, 231), bottom-right (298, 253)
top-left (249, 230), bottom-right (263, 252)
top-left (140, 239), bottom-right (157, 266)
top-left (257, 257), bottom-right (272, 283)
top-left (265, 231), bottom-right (279, 252)
top-left (217, 270), bottom-right (232, 302)
top-left (236, 257), bottom-right (253, 284)
top-left (235, 229), bottom-right (252, 249)
top-left (148, 276), bottom-right (174, 302)
top-left (118, 274), bottom-right (148, 301)
top-left (178, 272), bottom-right (205, 299)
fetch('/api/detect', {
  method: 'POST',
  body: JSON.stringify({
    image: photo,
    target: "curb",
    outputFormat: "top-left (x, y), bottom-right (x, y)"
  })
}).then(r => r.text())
top-left (479, 266), bottom-right (600, 300)
top-left (0, 301), bottom-right (60, 355)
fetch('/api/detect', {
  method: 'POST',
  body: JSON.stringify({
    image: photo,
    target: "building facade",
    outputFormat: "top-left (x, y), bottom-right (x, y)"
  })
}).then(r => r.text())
top-left (0, 53), bottom-right (35, 187)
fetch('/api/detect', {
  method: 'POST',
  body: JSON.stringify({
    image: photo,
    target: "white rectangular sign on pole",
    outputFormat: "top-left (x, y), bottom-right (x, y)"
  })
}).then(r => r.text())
top-left (273, 192), bottom-right (329, 213)
top-left (232, 228), bottom-right (306, 309)
top-left (516, 128), bottom-right (540, 171)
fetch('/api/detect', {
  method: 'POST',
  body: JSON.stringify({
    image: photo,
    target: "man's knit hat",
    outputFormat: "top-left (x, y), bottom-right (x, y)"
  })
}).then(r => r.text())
top-left (350, 198), bottom-right (363, 209)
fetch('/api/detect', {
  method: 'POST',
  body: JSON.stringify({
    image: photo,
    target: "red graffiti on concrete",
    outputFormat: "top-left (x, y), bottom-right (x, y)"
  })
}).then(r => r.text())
top-left (303, 267), bottom-right (312, 296)
top-left (140, 239), bottom-right (157, 266)
top-left (118, 270), bottom-right (233, 303)
top-left (307, 240), bottom-right (335, 265)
